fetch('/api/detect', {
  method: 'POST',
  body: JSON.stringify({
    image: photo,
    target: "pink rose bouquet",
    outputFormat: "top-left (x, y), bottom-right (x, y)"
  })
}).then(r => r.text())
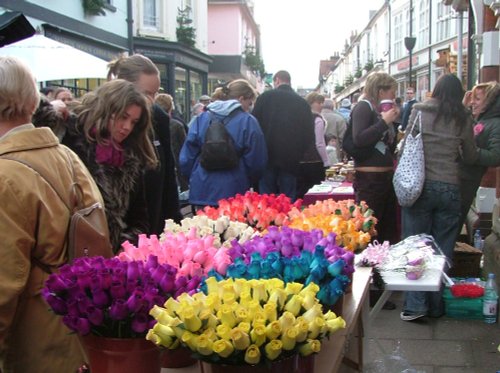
top-left (119, 232), bottom-right (232, 277)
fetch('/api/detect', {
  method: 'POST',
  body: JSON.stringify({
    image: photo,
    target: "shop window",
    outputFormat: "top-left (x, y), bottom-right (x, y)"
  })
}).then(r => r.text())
top-left (156, 63), bottom-right (168, 93)
top-left (175, 66), bottom-right (187, 118)
top-left (190, 71), bottom-right (202, 109)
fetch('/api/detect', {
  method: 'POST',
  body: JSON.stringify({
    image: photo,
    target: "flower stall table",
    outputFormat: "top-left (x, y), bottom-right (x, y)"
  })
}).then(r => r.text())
top-left (302, 181), bottom-right (355, 206)
top-left (369, 256), bottom-right (446, 323)
top-left (160, 267), bottom-right (372, 373)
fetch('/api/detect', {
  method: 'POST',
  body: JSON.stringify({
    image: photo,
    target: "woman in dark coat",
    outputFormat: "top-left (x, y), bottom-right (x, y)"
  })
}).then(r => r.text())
top-left (459, 81), bottom-right (500, 232)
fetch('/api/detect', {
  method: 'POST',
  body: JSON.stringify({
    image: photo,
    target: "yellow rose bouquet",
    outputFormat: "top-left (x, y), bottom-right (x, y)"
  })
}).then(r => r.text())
top-left (146, 277), bottom-right (345, 366)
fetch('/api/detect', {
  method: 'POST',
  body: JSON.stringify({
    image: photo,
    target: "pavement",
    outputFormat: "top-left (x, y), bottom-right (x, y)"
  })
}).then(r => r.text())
top-left (350, 291), bottom-right (500, 373)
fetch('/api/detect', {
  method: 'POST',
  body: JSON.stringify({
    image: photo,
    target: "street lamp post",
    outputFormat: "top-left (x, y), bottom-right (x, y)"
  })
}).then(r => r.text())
top-left (405, 0), bottom-right (417, 88)
top-left (405, 36), bottom-right (417, 87)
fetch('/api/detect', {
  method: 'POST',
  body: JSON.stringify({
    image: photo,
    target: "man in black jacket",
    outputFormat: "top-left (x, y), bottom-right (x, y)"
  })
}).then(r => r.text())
top-left (252, 70), bottom-right (314, 201)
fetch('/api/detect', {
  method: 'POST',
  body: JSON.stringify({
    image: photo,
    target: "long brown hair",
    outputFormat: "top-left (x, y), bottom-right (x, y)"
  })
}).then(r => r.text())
top-left (75, 79), bottom-right (157, 169)
top-left (431, 74), bottom-right (467, 125)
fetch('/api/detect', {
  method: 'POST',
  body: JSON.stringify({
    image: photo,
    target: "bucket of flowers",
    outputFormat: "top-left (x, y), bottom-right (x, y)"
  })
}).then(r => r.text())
top-left (224, 226), bottom-right (354, 308)
top-left (287, 199), bottom-right (377, 252)
top-left (161, 214), bottom-right (258, 248)
top-left (197, 191), bottom-right (303, 232)
top-left (146, 277), bottom-right (346, 373)
top-left (42, 255), bottom-right (193, 373)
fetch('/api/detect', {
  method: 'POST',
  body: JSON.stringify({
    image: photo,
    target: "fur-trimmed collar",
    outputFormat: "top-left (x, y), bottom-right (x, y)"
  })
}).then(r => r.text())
top-left (413, 98), bottom-right (440, 112)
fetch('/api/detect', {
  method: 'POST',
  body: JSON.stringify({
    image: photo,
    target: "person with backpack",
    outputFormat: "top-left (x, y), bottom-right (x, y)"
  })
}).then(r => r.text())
top-left (179, 79), bottom-right (267, 208)
top-left (0, 57), bottom-right (106, 372)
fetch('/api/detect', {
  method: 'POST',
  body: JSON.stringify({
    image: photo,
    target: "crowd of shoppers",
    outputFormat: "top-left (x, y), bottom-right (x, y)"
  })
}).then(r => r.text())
top-left (2, 50), bottom-right (500, 373)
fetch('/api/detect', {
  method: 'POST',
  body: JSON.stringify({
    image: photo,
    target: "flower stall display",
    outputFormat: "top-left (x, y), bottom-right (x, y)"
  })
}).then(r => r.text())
top-left (146, 277), bottom-right (346, 369)
top-left (378, 234), bottom-right (446, 281)
top-left (227, 226), bottom-right (354, 266)
top-left (214, 249), bottom-right (349, 307)
top-left (286, 199), bottom-right (377, 252)
top-left (221, 226), bottom-right (354, 306)
top-left (198, 192), bottom-right (302, 231)
top-left (42, 256), bottom-right (186, 373)
top-left (162, 214), bottom-right (257, 248)
top-left (119, 232), bottom-right (232, 280)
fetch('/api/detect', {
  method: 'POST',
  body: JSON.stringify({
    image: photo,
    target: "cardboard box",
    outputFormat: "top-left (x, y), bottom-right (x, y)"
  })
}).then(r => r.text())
top-left (449, 242), bottom-right (482, 278)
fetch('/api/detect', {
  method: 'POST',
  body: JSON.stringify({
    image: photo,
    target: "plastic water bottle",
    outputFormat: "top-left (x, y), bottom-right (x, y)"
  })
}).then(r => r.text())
top-left (483, 273), bottom-right (498, 324)
top-left (474, 229), bottom-right (482, 251)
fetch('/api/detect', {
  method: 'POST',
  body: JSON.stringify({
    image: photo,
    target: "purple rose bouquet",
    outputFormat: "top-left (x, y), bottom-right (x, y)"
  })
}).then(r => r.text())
top-left (42, 255), bottom-right (193, 338)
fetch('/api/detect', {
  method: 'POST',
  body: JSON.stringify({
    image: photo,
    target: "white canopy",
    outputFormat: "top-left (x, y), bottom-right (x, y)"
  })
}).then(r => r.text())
top-left (0, 34), bottom-right (109, 81)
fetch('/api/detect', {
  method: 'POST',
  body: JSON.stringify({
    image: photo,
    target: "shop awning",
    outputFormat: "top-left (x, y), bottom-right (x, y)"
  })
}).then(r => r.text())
top-left (0, 34), bottom-right (109, 81)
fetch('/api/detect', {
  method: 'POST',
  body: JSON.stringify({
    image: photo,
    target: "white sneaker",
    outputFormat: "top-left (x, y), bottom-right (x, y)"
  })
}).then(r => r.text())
top-left (400, 311), bottom-right (426, 321)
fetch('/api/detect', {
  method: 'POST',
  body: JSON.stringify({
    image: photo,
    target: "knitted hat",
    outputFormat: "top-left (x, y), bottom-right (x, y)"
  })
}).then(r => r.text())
top-left (341, 98), bottom-right (351, 108)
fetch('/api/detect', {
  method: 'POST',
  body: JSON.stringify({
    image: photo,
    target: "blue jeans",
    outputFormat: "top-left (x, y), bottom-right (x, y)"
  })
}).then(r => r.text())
top-left (402, 180), bottom-right (461, 315)
top-left (259, 166), bottom-right (297, 201)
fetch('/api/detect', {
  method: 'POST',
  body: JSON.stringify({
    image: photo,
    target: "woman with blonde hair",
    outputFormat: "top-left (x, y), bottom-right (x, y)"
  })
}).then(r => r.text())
top-left (63, 79), bottom-right (156, 251)
top-left (211, 79), bottom-right (257, 112)
top-left (107, 54), bottom-right (182, 232)
top-left (351, 72), bottom-right (400, 244)
top-left (459, 81), bottom-right (500, 234)
top-left (179, 79), bottom-right (267, 207)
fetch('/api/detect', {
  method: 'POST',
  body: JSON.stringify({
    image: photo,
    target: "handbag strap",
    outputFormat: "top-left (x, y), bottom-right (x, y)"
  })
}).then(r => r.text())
top-left (1, 149), bottom-right (82, 273)
top-left (408, 110), bottom-right (422, 135)
top-left (1, 155), bottom-right (73, 211)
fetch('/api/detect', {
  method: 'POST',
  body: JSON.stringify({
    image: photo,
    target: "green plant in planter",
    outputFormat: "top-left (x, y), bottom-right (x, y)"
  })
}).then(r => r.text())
top-left (334, 84), bottom-right (345, 94)
top-left (364, 60), bottom-right (374, 72)
top-left (354, 67), bottom-right (362, 79)
top-left (344, 74), bottom-right (354, 86)
top-left (176, 6), bottom-right (196, 48)
top-left (82, 0), bottom-right (106, 16)
top-left (244, 45), bottom-right (266, 77)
